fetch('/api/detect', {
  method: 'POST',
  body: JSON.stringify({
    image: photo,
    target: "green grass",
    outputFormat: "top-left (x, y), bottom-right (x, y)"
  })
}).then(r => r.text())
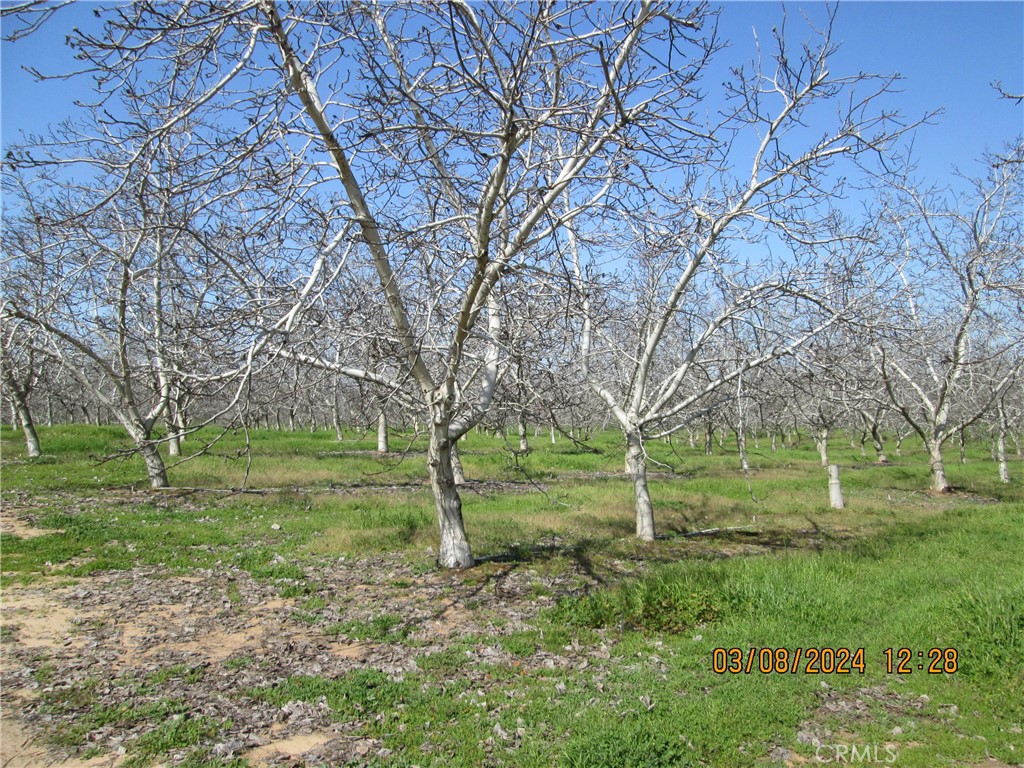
top-left (240, 503), bottom-right (1023, 767)
top-left (3, 424), bottom-right (1022, 766)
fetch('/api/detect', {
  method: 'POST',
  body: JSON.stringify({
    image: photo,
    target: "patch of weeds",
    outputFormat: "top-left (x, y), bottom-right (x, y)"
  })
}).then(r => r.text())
top-left (224, 581), bottom-right (243, 605)
top-left (499, 627), bottom-right (577, 657)
top-left (234, 549), bottom-right (307, 581)
top-left (326, 613), bottom-right (411, 642)
top-left (31, 662), bottom-right (57, 685)
top-left (550, 571), bottom-right (720, 634)
top-left (146, 663), bottom-right (205, 686)
top-left (291, 607), bottom-right (321, 626)
top-left (278, 581), bottom-right (317, 598)
top-left (39, 685), bottom-right (189, 751)
top-left (300, 595), bottom-right (327, 611)
top-left (254, 669), bottom-right (412, 718)
top-left (415, 644), bottom-right (474, 675)
top-left (561, 714), bottom-right (693, 767)
top-left (224, 656), bottom-right (254, 671)
top-left (122, 714), bottom-right (227, 768)
top-left (178, 750), bottom-right (251, 768)
top-left (950, 582), bottom-right (1024, 679)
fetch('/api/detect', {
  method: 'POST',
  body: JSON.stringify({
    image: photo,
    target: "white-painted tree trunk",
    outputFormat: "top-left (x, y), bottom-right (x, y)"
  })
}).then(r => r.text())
top-left (814, 427), bottom-right (830, 467)
top-left (926, 439), bottom-right (950, 492)
top-left (451, 438), bottom-right (466, 486)
top-left (376, 411), bottom-right (389, 453)
top-left (997, 433), bottom-right (1010, 484)
top-left (736, 429), bottom-right (749, 472)
top-left (17, 400), bottom-right (42, 458)
top-left (517, 413), bottom-right (530, 454)
top-left (828, 464), bottom-right (844, 509)
top-left (996, 402), bottom-right (1010, 484)
top-left (625, 429), bottom-right (656, 542)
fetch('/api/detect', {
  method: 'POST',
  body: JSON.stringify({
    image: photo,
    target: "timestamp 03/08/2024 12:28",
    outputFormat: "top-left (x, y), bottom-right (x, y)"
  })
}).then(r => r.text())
top-left (711, 647), bottom-right (960, 675)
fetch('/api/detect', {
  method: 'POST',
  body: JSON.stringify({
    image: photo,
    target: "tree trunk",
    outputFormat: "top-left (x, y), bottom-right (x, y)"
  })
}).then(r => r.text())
top-left (376, 411), bottom-right (389, 453)
top-left (427, 402), bottom-right (473, 569)
top-left (125, 421), bottom-right (169, 489)
top-left (997, 432), bottom-right (1010, 484)
top-left (736, 429), bottom-right (749, 472)
top-left (517, 412), bottom-right (530, 454)
top-left (703, 421), bottom-right (714, 455)
top-left (869, 424), bottom-right (889, 464)
top-left (828, 464), bottom-right (844, 509)
top-left (625, 428), bottom-right (656, 542)
top-left (814, 427), bottom-right (830, 467)
top-left (958, 427), bottom-right (967, 464)
top-left (996, 403), bottom-right (1010, 484)
top-left (926, 439), bottom-right (951, 492)
top-left (17, 399), bottom-right (42, 458)
top-left (451, 437), bottom-right (466, 485)
top-left (140, 441), bottom-right (170, 488)
top-left (165, 409), bottom-right (182, 457)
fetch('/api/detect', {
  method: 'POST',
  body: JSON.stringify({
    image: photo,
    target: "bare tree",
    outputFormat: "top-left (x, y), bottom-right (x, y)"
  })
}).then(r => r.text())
top-left (248, 1), bottom-right (718, 566)
top-left (0, 316), bottom-right (43, 456)
top-left (872, 144), bottom-right (1024, 492)
top-left (570, 11), bottom-right (909, 540)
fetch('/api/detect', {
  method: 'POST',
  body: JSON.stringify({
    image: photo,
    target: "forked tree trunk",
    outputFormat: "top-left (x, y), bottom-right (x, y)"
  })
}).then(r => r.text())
top-left (625, 428), bottom-right (656, 542)
top-left (2, 364), bottom-right (42, 457)
top-left (427, 403), bottom-right (473, 569)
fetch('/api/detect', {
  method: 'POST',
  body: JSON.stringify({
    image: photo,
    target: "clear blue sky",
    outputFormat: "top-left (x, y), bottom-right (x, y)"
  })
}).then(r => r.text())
top-left (2, 2), bottom-right (1022, 186)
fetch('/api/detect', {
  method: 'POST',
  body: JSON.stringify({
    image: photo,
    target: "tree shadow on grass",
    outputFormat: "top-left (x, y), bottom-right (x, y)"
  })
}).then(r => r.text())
top-left (471, 519), bottom-right (850, 592)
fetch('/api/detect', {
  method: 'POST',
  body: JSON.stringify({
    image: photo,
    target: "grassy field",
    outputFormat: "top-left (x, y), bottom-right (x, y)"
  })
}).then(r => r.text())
top-left (1, 424), bottom-right (1022, 767)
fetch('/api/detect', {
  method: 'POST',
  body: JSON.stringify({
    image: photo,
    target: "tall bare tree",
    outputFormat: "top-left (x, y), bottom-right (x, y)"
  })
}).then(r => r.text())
top-left (570, 11), bottom-right (909, 540)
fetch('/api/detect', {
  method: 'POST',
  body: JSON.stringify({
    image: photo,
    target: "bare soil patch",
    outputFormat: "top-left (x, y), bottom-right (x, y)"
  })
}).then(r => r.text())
top-left (0, 508), bottom-right (62, 540)
top-left (0, 534), bottom-right (597, 767)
